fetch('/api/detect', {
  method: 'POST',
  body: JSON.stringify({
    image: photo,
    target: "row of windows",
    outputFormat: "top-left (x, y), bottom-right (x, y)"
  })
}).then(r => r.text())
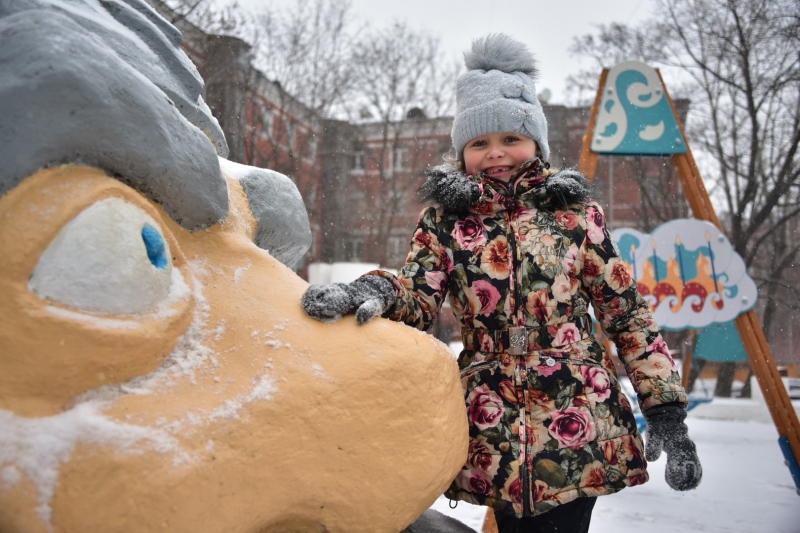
top-left (257, 104), bottom-right (317, 162)
top-left (352, 148), bottom-right (409, 172)
top-left (256, 102), bottom-right (447, 174)
top-left (343, 236), bottom-right (408, 263)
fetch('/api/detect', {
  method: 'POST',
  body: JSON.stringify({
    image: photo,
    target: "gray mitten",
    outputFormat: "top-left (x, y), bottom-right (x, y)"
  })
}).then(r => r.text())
top-left (531, 168), bottom-right (591, 210)
top-left (301, 274), bottom-right (396, 324)
top-left (644, 404), bottom-right (702, 491)
top-left (419, 165), bottom-right (481, 211)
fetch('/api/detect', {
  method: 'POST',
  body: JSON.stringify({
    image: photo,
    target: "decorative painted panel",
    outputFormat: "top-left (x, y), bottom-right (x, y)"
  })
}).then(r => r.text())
top-left (591, 61), bottom-right (687, 155)
top-left (611, 219), bottom-right (757, 330)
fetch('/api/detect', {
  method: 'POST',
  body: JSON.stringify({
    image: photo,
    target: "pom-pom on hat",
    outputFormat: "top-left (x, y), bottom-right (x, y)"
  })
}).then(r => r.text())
top-left (451, 34), bottom-right (550, 161)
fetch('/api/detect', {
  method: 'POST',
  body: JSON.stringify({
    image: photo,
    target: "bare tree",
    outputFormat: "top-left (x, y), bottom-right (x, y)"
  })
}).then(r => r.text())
top-left (244, 10), bottom-right (460, 268)
top-left (567, 21), bottom-right (691, 229)
top-left (349, 22), bottom-right (460, 267)
top-left (156, 0), bottom-right (249, 35)
top-left (251, 0), bottom-right (360, 119)
top-left (566, 21), bottom-right (673, 105)
top-left (660, 0), bottom-right (800, 396)
top-left (152, 0), bottom-right (461, 270)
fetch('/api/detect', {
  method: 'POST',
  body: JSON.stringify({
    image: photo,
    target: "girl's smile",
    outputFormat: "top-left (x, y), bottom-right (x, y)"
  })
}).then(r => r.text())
top-left (482, 165), bottom-right (514, 180)
top-left (463, 132), bottom-right (538, 181)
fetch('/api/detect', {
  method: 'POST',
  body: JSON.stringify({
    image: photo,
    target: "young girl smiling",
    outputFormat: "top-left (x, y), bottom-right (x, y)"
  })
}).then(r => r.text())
top-left (302, 33), bottom-right (701, 533)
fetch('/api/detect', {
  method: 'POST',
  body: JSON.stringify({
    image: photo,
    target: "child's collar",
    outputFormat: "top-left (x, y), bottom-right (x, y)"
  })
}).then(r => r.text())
top-left (419, 159), bottom-right (590, 213)
top-left (474, 158), bottom-right (549, 196)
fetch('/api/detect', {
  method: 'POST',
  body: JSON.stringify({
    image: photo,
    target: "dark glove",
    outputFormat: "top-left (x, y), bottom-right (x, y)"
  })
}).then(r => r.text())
top-left (644, 404), bottom-right (702, 491)
top-left (419, 165), bottom-right (481, 211)
top-left (301, 274), bottom-right (396, 324)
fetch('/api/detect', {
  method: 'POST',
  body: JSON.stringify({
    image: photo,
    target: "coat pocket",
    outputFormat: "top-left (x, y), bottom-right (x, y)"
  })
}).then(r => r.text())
top-left (577, 361), bottom-right (638, 441)
top-left (529, 353), bottom-right (635, 446)
top-left (460, 359), bottom-right (500, 384)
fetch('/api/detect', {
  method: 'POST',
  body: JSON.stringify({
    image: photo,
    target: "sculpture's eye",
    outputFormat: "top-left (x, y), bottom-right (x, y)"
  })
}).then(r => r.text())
top-left (29, 197), bottom-right (175, 315)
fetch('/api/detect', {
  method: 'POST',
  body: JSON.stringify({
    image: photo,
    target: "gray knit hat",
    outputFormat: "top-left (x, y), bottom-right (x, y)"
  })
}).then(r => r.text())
top-left (451, 34), bottom-right (550, 161)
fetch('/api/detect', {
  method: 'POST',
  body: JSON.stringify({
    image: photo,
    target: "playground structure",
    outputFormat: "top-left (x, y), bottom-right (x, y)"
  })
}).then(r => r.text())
top-left (578, 61), bottom-right (800, 493)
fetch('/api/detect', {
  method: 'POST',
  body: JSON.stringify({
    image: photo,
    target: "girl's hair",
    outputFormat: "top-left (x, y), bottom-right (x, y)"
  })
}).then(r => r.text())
top-left (442, 149), bottom-right (464, 172)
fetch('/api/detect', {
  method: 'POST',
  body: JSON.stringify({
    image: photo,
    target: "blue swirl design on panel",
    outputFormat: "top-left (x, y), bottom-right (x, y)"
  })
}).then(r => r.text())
top-left (594, 65), bottom-right (687, 155)
top-left (616, 233), bottom-right (640, 264)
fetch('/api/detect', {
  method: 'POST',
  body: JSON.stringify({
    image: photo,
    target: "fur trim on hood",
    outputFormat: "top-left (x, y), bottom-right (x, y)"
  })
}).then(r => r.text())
top-left (419, 163), bottom-right (590, 212)
top-left (418, 164), bottom-right (483, 212)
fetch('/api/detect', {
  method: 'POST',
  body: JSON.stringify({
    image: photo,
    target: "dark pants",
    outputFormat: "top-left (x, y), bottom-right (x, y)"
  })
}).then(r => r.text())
top-left (494, 497), bottom-right (597, 533)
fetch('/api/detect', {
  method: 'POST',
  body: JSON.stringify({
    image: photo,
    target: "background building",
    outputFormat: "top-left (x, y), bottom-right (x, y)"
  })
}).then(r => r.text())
top-left (151, 1), bottom-right (689, 272)
top-left (152, 0), bottom-right (698, 344)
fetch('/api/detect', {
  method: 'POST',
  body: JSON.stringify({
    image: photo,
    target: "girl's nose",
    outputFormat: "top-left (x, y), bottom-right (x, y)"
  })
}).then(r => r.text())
top-left (487, 145), bottom-right (504, 158)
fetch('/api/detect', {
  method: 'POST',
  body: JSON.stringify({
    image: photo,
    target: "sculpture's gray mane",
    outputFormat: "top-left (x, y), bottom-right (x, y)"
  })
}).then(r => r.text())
top-left (0, 0), bottom-right (228, 230)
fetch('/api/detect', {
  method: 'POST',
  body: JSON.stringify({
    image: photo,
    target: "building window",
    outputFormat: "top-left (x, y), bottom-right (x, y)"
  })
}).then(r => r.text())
top-left (261, 105), bottom-right (273, 138)
top-left (344, 238), bottom-right (362, 261)
top-left (389, 236), bottom-right (407, 258)
top-left (393, 147), bottom-right (408, 171)
top-left (285, 120), bottom-right (296, 152)
top-left (304, 183), bottom-right (316, 205)
top-left (307, 134), bottom-right (317, 162)
top-left (353, 150), bottom-right (365, 173)
top-left (388, 187), bottom-right (405, 204)
top-left (289, 126), bottom-right (306, 156)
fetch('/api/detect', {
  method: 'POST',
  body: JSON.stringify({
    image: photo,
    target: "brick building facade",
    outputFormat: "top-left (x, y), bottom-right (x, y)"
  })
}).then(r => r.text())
top-left (150, 2), bottom-right (799, 368)
top-left (332, 105), bottom-right (690, 269)
top-left (153, 0), bottom-right (800, 388)
top-left (153, 2), bottom-right (688, 271)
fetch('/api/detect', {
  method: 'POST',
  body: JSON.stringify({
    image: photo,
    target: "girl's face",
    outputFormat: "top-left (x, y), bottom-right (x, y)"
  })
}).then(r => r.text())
top-left (463, 132), bottom-right (538, 181)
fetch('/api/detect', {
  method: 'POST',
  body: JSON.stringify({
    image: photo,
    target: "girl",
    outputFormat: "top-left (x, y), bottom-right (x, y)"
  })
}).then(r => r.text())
top-left (302, 34), bottom-right (701, 533)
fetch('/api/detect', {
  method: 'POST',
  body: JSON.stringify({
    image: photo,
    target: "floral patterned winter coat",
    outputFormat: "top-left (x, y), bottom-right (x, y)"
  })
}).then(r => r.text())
top-left (369, 159), bottom-right (688, 517)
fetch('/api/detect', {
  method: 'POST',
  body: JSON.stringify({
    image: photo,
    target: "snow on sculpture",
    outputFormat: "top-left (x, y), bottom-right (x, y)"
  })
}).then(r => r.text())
top-left (611, 219), bottom-right (757, 330)
top-left (0, 1), bottom-right (467, 532)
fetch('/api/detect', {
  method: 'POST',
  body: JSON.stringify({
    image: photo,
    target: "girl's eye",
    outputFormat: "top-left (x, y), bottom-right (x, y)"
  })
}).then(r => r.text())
top-left (469, 139), bottom-right (487, 148)
top-left (504, 136), bottom-right (520, 143)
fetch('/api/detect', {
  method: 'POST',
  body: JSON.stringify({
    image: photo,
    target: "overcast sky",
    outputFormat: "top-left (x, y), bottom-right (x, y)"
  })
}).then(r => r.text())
top-left (236, 0), bottom-right (655, 105)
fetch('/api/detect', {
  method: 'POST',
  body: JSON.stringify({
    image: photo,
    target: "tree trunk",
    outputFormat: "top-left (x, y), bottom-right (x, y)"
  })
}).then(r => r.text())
top-left (714, 361), bottom-right (736, 397)
top-left (740, 369), bottom-right (753, 398)
top-left (686, 357), bottom-right (706, 395)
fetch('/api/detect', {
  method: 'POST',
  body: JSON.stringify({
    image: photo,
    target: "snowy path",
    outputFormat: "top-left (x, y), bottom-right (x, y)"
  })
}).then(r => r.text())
top-left (431, 397), bottom-right (800, 533)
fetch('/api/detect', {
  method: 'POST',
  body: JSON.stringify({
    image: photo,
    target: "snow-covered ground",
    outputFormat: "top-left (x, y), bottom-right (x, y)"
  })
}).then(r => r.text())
top-left (430, 391), bottom-right (800, 532)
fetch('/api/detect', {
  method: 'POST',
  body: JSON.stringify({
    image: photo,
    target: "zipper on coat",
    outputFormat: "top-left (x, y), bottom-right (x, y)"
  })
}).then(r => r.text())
top-left (504, 210), bottom-right (522, 322)
top-left (522, 462), bottom-right (532, 516)
top-left (515, 360), bottom-right (532, 517)
top-left (506, 201), bottom-right (532, 516)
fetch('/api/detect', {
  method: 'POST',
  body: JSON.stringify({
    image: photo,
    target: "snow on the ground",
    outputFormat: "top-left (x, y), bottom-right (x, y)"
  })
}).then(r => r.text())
top-left (592, 402), bottom-right (799, 533)
top-left (429, 496), bottom-right (487, 531)
top-left (431, 394), bottom-right (800, 532)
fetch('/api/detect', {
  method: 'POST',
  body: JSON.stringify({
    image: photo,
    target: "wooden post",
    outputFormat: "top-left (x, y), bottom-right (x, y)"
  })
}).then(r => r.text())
top-left (681, 330), bottom-right (697, 390)
top-left (577, 69), bottom-right (607, 181)
top-left (481, 507), bottom-right (499, 533)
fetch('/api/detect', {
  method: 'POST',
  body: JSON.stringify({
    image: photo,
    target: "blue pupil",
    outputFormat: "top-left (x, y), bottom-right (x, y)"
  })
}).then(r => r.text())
top-left (141, 224), bottom-right (168, 269)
